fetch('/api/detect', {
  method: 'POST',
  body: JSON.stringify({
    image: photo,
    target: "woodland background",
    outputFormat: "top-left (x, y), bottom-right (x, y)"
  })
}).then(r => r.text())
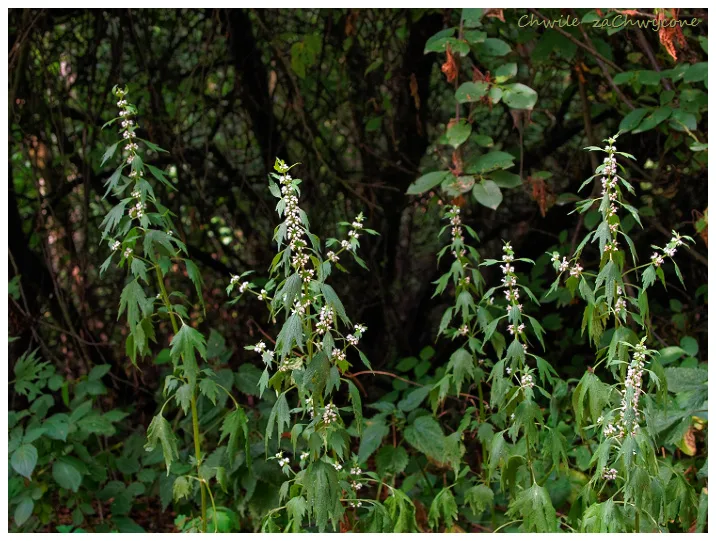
top-left (7, 7), bottom-right (708, 532)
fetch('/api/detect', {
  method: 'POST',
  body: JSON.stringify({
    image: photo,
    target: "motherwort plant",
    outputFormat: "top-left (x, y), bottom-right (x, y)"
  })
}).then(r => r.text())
top-left (101, 86), bottom-right (249, 532)
top-left (228, 159), bottom-right (379, 532)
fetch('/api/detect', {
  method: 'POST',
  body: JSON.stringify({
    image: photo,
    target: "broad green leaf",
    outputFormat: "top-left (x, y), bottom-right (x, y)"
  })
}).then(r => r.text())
top-left (488, 170), bottom-right (522, 188)
top-left (633, 107), bottom-right (672, 133)
top-left (11, 444), bottom-right (38, 479)
top-left (472, 180), bottom-right (503, 210)
top-left (445, 120), bottom-right (472, 148)
top-left (397, 385), bottom-right (431, 412)
top-left (494, 63), bottom-right (517, 83)
top-left (404, 415), bottom-right (446, 462)
top-left (375, 445), bottom-right (409, 476)
top-left (466, 150), bottom-right (515, 174)
top-left (53, 459), bottom-right (83, 492)
top-left (502, 83), bottom-right (538, 110)
top-left (14, 497), bottom-right (34, 526)
top-left (406, 171), bottom-right (450, 195)
top-left (461, 8), bottom-right (483, 28)
top-left (475, 37), bottom-right (511, 56)
top-left (357, 416), bottom-right (389, 462)
top-left (619, 108), bottom-right (649, 132)
top-left (455, 81), bottom-right (489, 103)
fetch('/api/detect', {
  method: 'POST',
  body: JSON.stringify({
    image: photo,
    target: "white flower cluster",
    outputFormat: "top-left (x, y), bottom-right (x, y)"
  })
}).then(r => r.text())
top-left (257, 289), bottom-right (268, 301)
top-left (445, 206), bottom-right (467, 259)
top-left (350, 466), bottom-right (362, 475)
top-left (349, 501), bottom-right (362, 508)
top-left (114, 88), bottom-right (138, 166)
top-left (323, 403), bottom-right (338, 424)
top-left (305, 397), bottom-right (315, 419)
top-left (346, 323), bottom-right (366, 346)
top-left (128, 201), bottom-right (146, 219)
top-left (123, 247), bottom-right (132, 258)
top-left (458, 324), bottom-right (469, 336)
top-left (275, 451), bottom-right (290, 468)
top-left (300, 451), bottom-right (310, 460)
top-left (651, 231), bottom-right (686, 267)
top-left (316, 306), bottom-right (334, 334)
top-left (291, 297), bottom-right (312, 317)
top-left (604, 341), bottom-right (649, 440)
top-left (602, 467), bottom-right (618, 481)
top-left (501, 243), bottom-right (528, 354)
top-left (520, 373), bottom-right (534, 389)
top-left (347, 214), bottom-right (364, 241)
top-left (279, 172), bottom-right (313, 284)
top-left (351, 480), bottom-right (363, 491)
top-left (327, 251), bottom-right (339, 263)
top-left (570, 263), bottom-right (583, 277)
top-left (332, 348), bottom-right (346, 362)
top-left (333, 462), bottom-right (342, 471)
top-left (507, 323), bottom-right (525, 336)
top-left (110, 240), bottom-right (121, 251)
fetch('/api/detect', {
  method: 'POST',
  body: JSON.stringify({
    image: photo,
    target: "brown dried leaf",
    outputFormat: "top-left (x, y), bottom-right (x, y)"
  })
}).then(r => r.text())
top-left (483, 9), bottom-right (505, 22)
top-left (441, 46), bottom-right (458, 84)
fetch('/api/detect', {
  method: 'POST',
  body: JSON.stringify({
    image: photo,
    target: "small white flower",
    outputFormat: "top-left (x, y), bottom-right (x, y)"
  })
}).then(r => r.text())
top-left (254, 341), bottom-right (266, 353)
top-left (123, 247), bottom-right (132, 258)
top-left (239, 281), bottom-right (249, 293)
top-left (300, 452), bottom-right (309, 460)
top-left (110, 240), bottom-right (121, 251)
top-left (230, 275), bottom-right (240, 285)
top-left (333, 462), bottom-right (343, 471)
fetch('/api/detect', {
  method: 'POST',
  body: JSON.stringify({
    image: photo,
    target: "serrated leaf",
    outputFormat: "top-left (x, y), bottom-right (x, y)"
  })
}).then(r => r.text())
top-left (145, 414), bottom-right (179, 474)
top-left (220, 407), bottom-right (250, 467)
top-left (507, 482), bottom-right (557, 532)
top-left (169, 324), bottom-right (206, 389)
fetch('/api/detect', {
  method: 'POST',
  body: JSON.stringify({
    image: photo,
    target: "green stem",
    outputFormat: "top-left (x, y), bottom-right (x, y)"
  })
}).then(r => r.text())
top-left (156, 265), bottom-right (207, 532)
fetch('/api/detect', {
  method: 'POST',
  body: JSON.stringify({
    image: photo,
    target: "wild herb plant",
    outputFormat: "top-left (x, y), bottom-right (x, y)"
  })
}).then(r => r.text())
top-left (547, 134), bottom-right (699, 532)
top-left (100, 86), bottom-right (250, 532)
top-left (227, 158), bottom-right (380, 532)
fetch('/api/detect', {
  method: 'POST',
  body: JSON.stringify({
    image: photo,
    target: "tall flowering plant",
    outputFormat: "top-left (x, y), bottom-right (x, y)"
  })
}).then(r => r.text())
top-left (228, 159), bottom-right (380, 532)
top-left (101, 86), bottom-right (249, 532)
top-left (548, 134), bottom-right (696, 532)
